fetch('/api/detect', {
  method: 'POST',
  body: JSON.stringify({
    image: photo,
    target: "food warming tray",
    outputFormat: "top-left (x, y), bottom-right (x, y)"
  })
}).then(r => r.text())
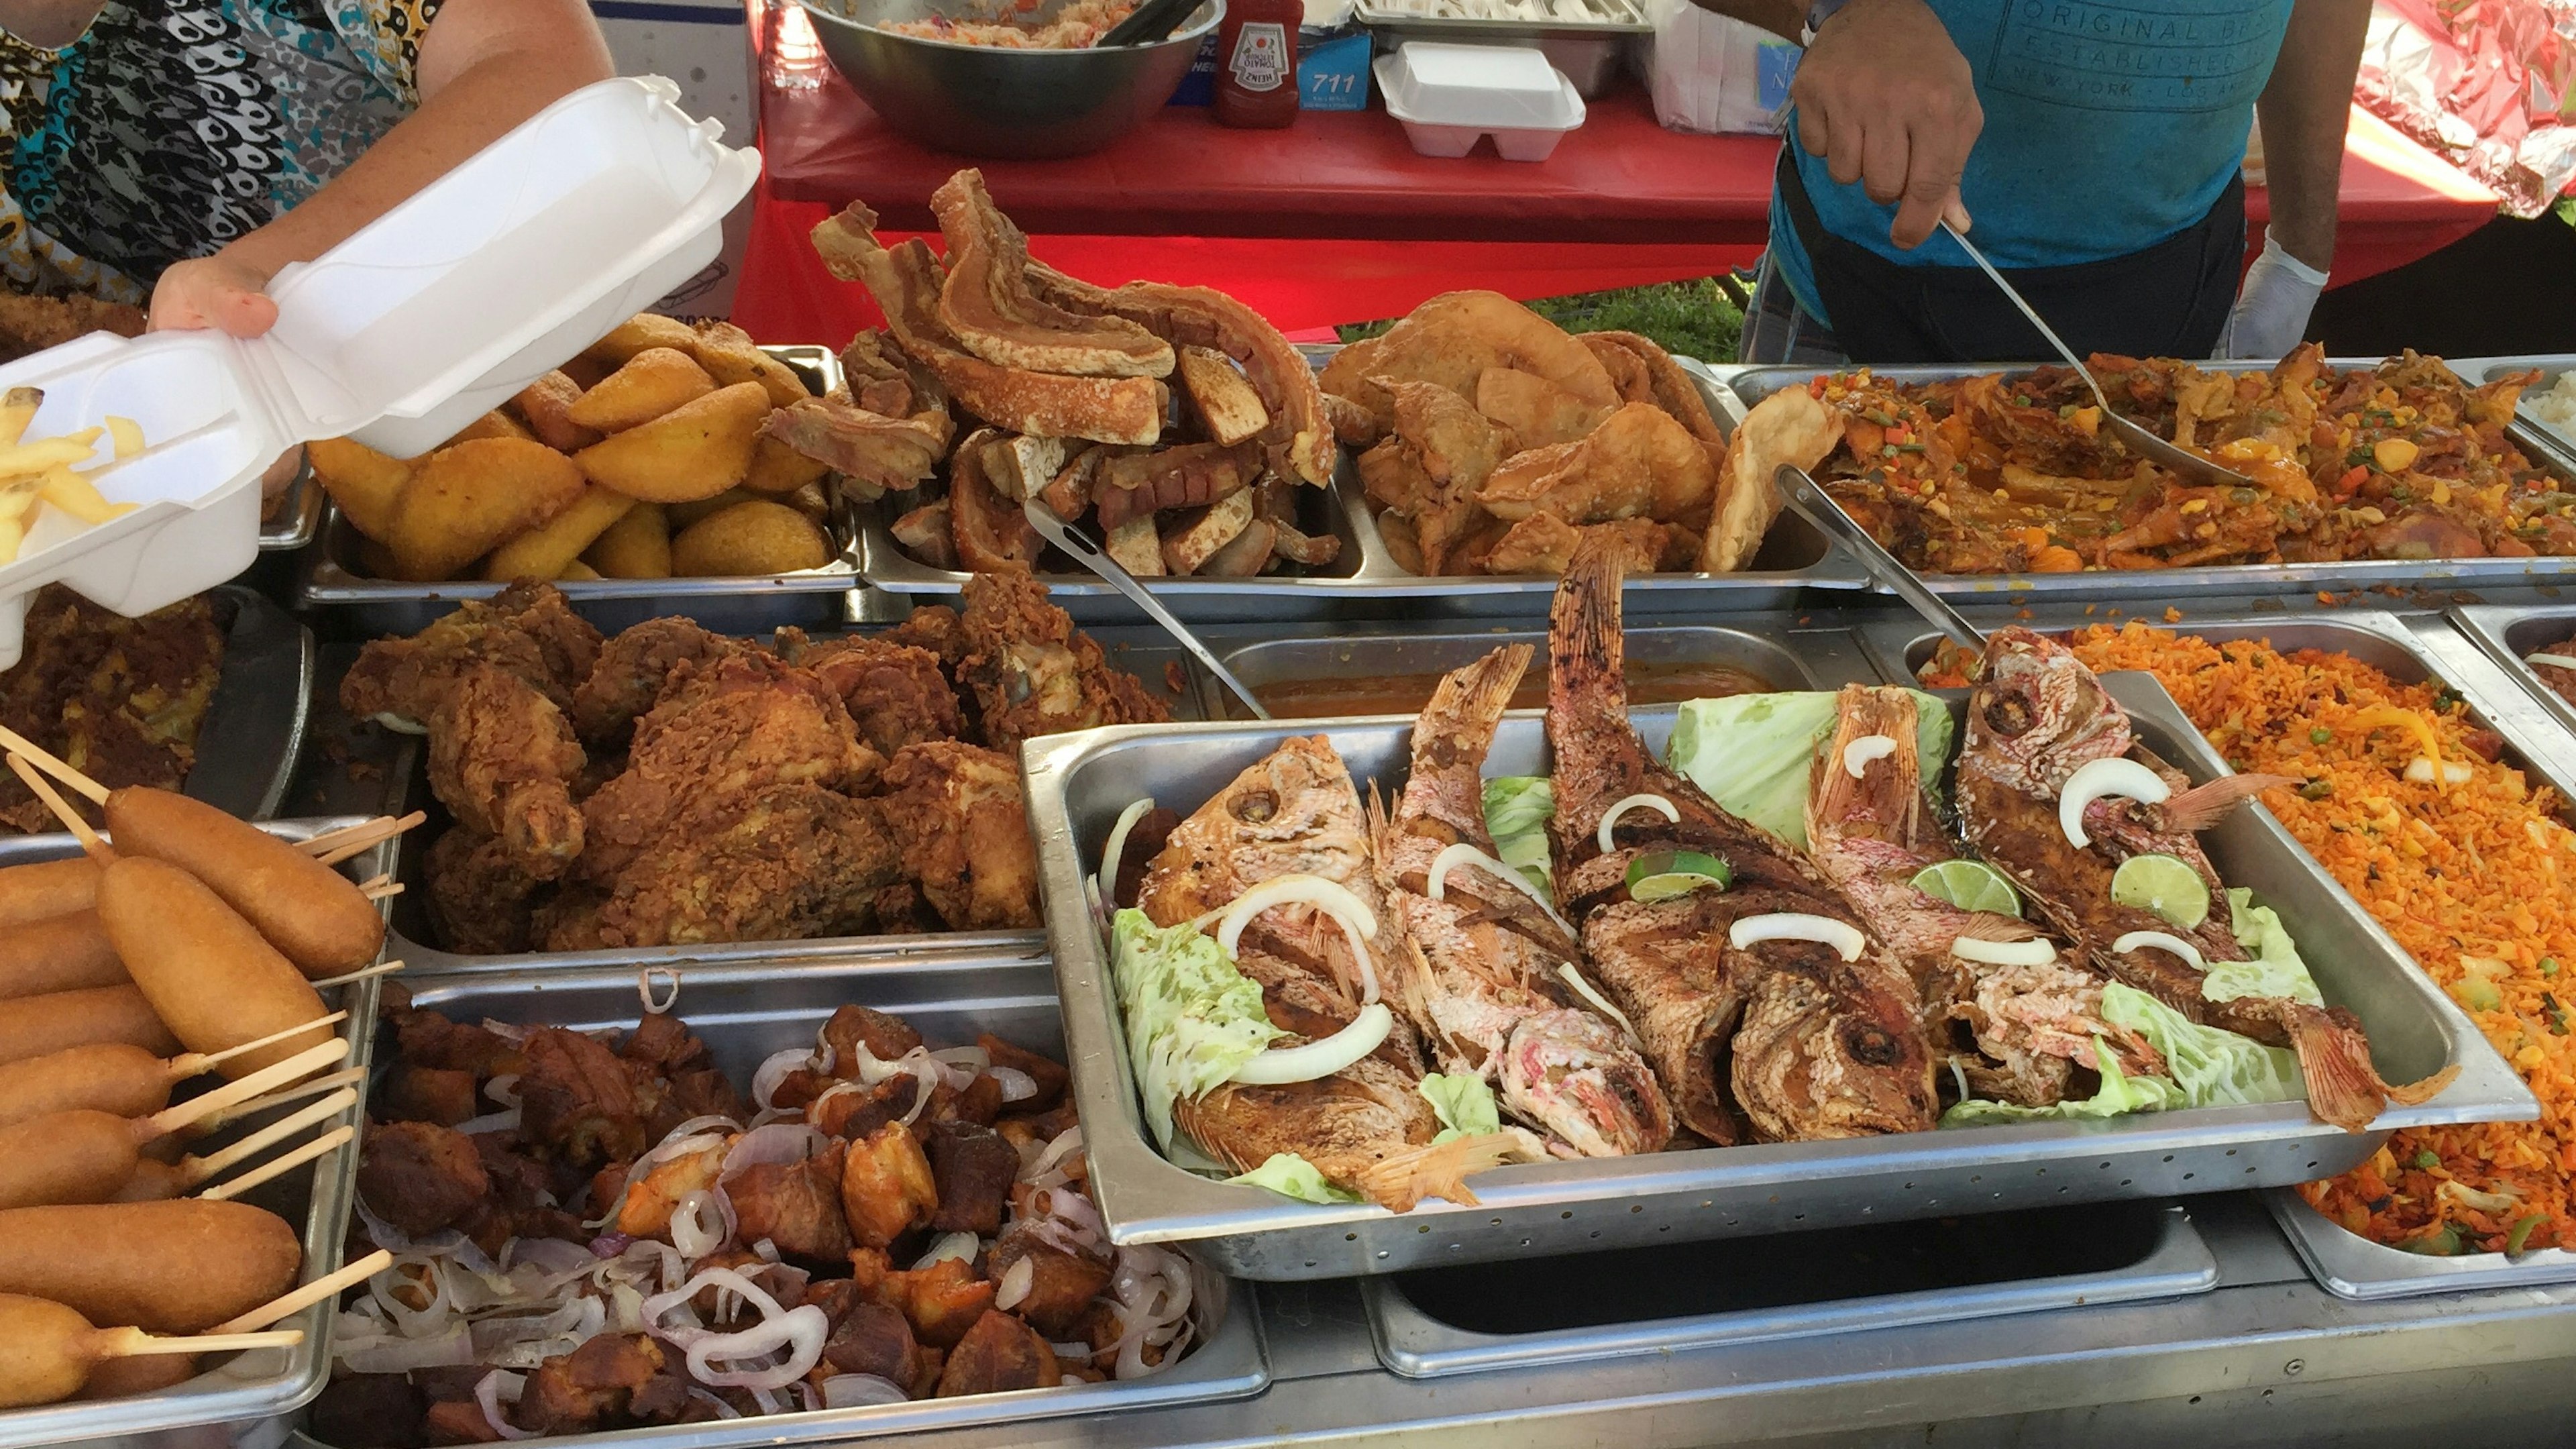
top-left (855, 353), bottom-right (1872, 623)
top-left (1, 583), bottom-right (311, 852)
top-left (2450, 601), bottom-right (2576, 745)
top-left (1721, 360), bottom-right (2576, 602)
top-left (299, 347), bottom-right (862, 638)
top-left (262, 462), bottom-right (324, 551)
top-left (299, 952), bottom-right (1269, 1449)
top-left (0, 818), bottom-right (392, 1449)
top-left (1865, 606), bottom-right (2576, 1301)
top-left (2456, 354), bottom-right (2576, 475)
top-left (1021, 678), bottom-right (2532, 1281)
top-left (1362, 1199), bottom-right (2215, 1377)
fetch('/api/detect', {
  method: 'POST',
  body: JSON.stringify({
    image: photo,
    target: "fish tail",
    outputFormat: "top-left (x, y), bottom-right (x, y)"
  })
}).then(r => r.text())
top-left (2161, 773), bottom-right (2300, 833)
top-left (1354, 1128), bottom-right (1548, 1212)
top-left (1548, 537), bottom-right (1633, 733)
top-left (2273, 1000), bottom-right (2459, 1132)
top-left (1422, 643), bottom-right (1532, 757)
top-left (1808, 685), bottom-right (1925, 847)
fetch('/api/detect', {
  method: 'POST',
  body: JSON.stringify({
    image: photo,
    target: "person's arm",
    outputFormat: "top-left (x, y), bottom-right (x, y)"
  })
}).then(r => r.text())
top-left (150, 0), bottom-right (614, 336)
top-left (2253, 0), bottom-right (2371, 271)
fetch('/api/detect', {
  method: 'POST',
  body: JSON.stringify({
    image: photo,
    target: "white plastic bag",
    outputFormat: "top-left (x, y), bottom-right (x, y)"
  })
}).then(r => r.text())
top-left (1644, 0), bottom-right (1799, 136)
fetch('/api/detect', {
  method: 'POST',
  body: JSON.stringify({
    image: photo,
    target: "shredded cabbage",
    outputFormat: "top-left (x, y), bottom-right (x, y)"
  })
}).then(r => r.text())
top-left (1108, 910), bottom-right (1284, 1148)
top-left (1418, 1073), bottom-right (1501, 1144)
top-left (2100, 982), bottom-right (2304, 1108)
top-left (1941, 1040), bottom-right (2184, 1127)
top-left (1481, 777), bottom-right (1555, 892)
top-left (1664, 690), bottom-right (1953, 847)
top-left (2204, 888), bottom-right (2325, 1006)
top-left (1224, 1152), bottom-right (1362, 1204)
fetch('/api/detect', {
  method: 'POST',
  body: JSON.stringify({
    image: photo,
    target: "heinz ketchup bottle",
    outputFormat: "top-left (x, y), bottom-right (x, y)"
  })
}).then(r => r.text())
top-left (1214, 0), bottom-right (1299, 128)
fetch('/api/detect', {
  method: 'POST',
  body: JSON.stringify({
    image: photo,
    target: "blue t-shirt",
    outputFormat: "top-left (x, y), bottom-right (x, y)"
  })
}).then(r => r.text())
top-left (1772, 0), bottom-right (2292, 327)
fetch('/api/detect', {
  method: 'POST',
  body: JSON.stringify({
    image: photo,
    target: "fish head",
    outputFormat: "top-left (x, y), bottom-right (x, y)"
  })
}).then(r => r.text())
top-left (1731, 948), bottom-right (1938, 1140)
top-left (1138, 735), bottom-right (1381, 927)
top-left (1965, 627), bottom-right (2133, 796)
top-left (1499, 1010), bottom-right (1675, 1157)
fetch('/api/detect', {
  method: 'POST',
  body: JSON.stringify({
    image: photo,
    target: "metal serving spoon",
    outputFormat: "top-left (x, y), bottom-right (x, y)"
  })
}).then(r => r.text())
top-left (1938, 220), bottom-right (2255, 492)
top-left (1774, 463), bottom-right (1986, 649)
top-left (1021, 498), bottom-right (1273, 720)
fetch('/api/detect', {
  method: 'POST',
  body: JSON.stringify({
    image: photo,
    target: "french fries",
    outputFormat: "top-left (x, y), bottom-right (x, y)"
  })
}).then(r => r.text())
top-left (0, 393), bottom-right (142, 566)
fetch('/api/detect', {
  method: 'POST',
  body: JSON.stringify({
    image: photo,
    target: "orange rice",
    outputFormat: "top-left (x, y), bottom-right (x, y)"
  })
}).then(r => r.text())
top-left (2065, 622), bottom-right (2576, 1256)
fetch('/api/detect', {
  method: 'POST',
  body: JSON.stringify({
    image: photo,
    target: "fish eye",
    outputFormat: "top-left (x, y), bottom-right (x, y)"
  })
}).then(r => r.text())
top-left (1232, 788), bottom-right (1278, 823)
top-left (1984, 696), bottom-right (2034, 737)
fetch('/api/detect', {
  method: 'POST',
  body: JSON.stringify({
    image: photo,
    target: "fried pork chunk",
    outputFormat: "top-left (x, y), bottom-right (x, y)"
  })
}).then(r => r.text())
top-left (878, 741), bottom-right (1040, 930)
top-left (955, 568), bottom-right (1167, 753)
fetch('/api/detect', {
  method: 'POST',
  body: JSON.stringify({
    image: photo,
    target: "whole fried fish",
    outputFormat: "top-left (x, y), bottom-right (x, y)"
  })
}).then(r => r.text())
top-left (1546, 541), bottom-right (1935, 1144)
top-left (1137, 737), bottom-right (1540, 1210)
top-left (1805, 684), bottom-right (2161, 1108)
top-left (1954, 627), bottom-right (2457, 1132)
top-left (1374, 644), bottom-right (1673, 1158)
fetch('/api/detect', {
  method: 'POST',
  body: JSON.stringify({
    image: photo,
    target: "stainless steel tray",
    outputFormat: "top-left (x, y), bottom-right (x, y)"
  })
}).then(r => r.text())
top-left (1362, 1199), bottom-right (2215, 1377)
top-left (2262, 1189), bottom-right (2576, 1301)
top-left (299, 952), bottom-right (1268, 1449)
top-left (3, 583), bottom-right (311, 851)
top-left (262, 463), bottom-right (324, 551)
top-left (1022, 681), bottom-right (2530, 1280)
top-left (299, 345), bottom-right (861, 637)
top-left (855, 352), bottom-right (1871, 623)
top-left (2457, 354), bottom-right (2576, 476)
top-left (2451, 600), bottom-right (2576, 743)
top-left (0, 818), bottom-right (392, 1449)
top-left (1722, 359), bottom-right (2576, 602)
top-left (377, 621), bottom-right (1204, 967)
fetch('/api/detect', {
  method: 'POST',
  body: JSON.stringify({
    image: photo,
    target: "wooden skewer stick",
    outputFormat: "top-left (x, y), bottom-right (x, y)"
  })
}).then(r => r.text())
top-left (176, 1012), bottom-right (351, 1078)
top-left (360, 881), bottom-right (402, 902)
top-left (87, 1328), bottom-right (305, 1359)
top-left (173, 1089), bottom-right (360, 1191)
top-left (143, 1040), bottom-right (349, 1139)
top-left (302, 812), bottom-right (426, 865)
top-left (308, 961), bottom-right (404, 991)
top-left (199, 1068), bottom-right (368, 1130)
top-left (211, 1249), bottom-right (396, 1335)
top-left (198, 1124), bottom-right (352, 1201)
top-left (5, 754), bottom-right (108, 861)
top-left (0, 721), bottom-right (107, 804)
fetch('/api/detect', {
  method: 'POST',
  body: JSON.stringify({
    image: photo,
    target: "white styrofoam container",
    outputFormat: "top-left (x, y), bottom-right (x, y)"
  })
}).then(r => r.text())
top-left (0, 75), bottom-right (758, 668)
top-left (1375, 45), bottom-right (1585, 158)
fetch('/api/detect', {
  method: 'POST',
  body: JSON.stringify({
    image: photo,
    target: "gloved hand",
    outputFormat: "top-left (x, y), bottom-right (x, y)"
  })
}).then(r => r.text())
top-left (2217, 235), bottom-right (2328, 361)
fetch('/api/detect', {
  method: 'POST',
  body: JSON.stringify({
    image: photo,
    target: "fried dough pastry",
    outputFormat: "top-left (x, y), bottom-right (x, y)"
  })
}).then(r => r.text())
top-left (1474, 366), bottom-right (1610, 450)
top-left (1485, 514), bottom-right (1690, 576)
top-left (1322, 291), bottom-right (1619, 436)
top-left (1704, 385), bottom-right (1843, 574)
top-left (1479, 402), bottom-right (1717, 529)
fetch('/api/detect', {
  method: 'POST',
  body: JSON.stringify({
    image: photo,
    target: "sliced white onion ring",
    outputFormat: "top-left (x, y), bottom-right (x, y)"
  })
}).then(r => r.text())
top-left (1557, 963), bottom-right (1642, 1048)
top-left (473, 1369), bottom-right (531, 1440)
top-left (1729, 912), bottom-right (1866, 961)
top-left (1212, 875), bottom-right (1381, 1006)
top-left (1228, 1002), bottom-right (1393, 1085)
top-left (2058, 758), bottom-right (2171, 848)
top-left (1097, 798), bottom-right (1155, 910)
top-left (637, 967), bottom-right (681, 1016)
top-left (1843, 734), bottom-right (1898, 779)
top-left (1597, 794), bottom-right (1680, 853)
top-left (2526, 653), bottom-right (2576, 671)
top-left (1951, 936), bottom-right (2059, 967)
top-left (913, 1232), bottom-right (981, 1270)
top-left (2113, 930), bottom-right (2206, 971)
top-left (1428, 843), bottom-right (1574, 933)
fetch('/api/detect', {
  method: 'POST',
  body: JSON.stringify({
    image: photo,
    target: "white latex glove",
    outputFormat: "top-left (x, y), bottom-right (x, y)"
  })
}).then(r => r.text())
top-left (2217, 235), bottom-right (2328, 360)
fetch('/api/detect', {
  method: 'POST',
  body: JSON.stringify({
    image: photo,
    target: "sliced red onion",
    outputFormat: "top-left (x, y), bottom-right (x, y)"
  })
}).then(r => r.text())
top-left (643, 1266), bottom-right (787, 1335)
top-left (994, 1255), bottom-right (1036, 1310)
top-left (931, 1044), bottom-right (989, 1081)
top-left (751, 1046), bottom-right (820, 1112)
top-left (688, 1303), bottom-right (827, 1389)
top-left (989, 1067), bottom-right (1040, 1103)
top-left (719, 1122), bottom-right (826, 1185)
top-left (474, 1370), bottom-right (532, 1440)
top-left (1040, 1185), bottom-right (1106, 1246)
top-left (671, 1191), bottom-right (724, 1258)
top-left (354, 1195), bottom-right (498, 1275)
top-left (502, 1237), bottom-right (592, 1277)
top-left (335, 1324), bottom-right (476, 1374)
top-left (912, 1232), bottom-right (980, 1270)
top-left (1049, 1340), bottom-right (1094, 1361)
top-left (589, 1232), bottom-right (633, 1259)
top-left (584, 1122), bottom-right (739, 1230)
top-left (1021, 1126), bottom-right (1085, 1184)
top-left (484, 1073), bottom-right (523, 1108)
top-left (820, 1373), bottom-right (910, 1409)
top-left (370, 1255), bottom-right (453, 1336)
top-left (748, 1385), bottom-right (783, 1416)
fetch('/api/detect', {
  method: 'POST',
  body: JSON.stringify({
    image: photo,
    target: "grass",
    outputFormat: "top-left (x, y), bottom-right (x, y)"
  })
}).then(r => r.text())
top-left (1336, 276), bottom-right (1746, 362)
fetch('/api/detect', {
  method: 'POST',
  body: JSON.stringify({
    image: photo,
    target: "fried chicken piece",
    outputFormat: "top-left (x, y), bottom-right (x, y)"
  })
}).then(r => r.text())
top-left (574, 618), bottom-right (748, 748)
top-left (0, 587), bottom-right (220, 834)
top-left (773, 628), bottom-right (963, 757)
top-left (425, 661), bottom-right (588, 880)
top-left (879, 605), bottom-right (965, 669)
top-left (0, 291), bottom-right (144, 363)
top-left (536, 887), bottom-right (610, 953)
top-left (579, 652), bottom-right (882, 884)
top-left (955, 569), bottom-right (1167, 753)
top-left (594, 784), bottom-right (902, 947)
top-left (423, 826), bottom-right (546, 954)
top-left (878, 741), bottom-right (1039, 930)
top-left (342, 582), bottom-right (602, 724)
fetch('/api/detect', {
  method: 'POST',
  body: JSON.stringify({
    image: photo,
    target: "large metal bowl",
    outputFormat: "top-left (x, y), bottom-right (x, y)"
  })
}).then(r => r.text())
top-left (800, 0), bottom-right (1222, 159)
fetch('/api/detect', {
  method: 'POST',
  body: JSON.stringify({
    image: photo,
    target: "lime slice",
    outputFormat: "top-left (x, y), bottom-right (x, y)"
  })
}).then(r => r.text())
top-left (1909, 860), bottom-right (2021, 918)
top-left (1625, 849), bottom-right (1733, 903)
top-left (2110, 853), bottom-right (2211, 931)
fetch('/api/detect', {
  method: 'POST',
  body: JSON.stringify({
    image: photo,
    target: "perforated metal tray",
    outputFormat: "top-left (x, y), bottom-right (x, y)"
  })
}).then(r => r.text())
top-left (1022, 675), bottom-right (2531, 1280)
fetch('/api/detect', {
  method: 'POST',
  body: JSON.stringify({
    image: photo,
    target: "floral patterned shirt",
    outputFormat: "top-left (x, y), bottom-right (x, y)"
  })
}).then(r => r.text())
top-left (0, 0), bottom-right (445, 303)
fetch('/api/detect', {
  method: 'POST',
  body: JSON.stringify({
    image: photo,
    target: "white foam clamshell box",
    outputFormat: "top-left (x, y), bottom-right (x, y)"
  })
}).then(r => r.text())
top-left (1376, 42), bottom-right (1586, 159)
top-left (0, 75), bottom-right (758, 668)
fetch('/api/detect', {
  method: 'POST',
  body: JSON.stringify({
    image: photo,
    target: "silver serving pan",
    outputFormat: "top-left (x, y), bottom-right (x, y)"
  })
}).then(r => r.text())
top-left (1863, 606), bottom-right (2576, 1300)
top-left (0, 818), bottom-right (393, 1449)
top-left (1362, 1198), bottom-right (2216, 1377)
top-left (262, 463), bottom-right (325, 551)
top-left (855, 352), bottom-right (1872, 623)
top-left (297, 952), bottom-right (1267, 1449)
top-left (2455, 354), bottom-right (2576, 475)
top-left (299, 347), bottom-right (862, 637)
top-left (1021, 681), bottom-right (2532, 1280)
top-left (3, 583), bottom-right (310, 853)
top-left (2452, 600), bottom-right (2576, 743)
top-left (1722, 359), bottom-right (2576, 602)
top-left (376, 622), bottom-right (1205, 968)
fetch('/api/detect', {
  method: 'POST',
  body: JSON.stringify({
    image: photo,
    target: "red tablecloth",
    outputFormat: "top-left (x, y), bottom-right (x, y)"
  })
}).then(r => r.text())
top-left (734, 0), bottom-right (2500, 341)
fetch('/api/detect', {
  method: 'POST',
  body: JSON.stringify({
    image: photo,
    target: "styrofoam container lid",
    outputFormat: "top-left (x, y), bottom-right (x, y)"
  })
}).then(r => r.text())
top-left (0, 75), bottom-right (757, 669)
top-left (1378, 40), bottom-right (1576, 129)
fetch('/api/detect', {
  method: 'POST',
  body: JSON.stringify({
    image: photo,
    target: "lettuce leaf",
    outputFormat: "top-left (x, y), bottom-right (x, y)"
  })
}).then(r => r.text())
top-left (1224, 1152), bottom-right (1362, 1204)
top-left (2100, 981), bottom-right (2304, 1107)
top-left (2207, 888), bottom-right (2326, 1006)
top-left (1481, 777), bottom-right (1555, 892)
top-left (1664, 690), bottom-right (1954, 847)
top-left (1108, 908), bottom-right (1284, 1148)
top-left (1940, 1039), bottom-right (2185, 1127)
top-left (1419, 1072), bottom-right (1501, 1144)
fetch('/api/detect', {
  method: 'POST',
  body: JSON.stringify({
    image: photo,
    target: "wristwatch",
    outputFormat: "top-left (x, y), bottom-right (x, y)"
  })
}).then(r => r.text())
top-left (1801, 0), bottom-right (1852, 44)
